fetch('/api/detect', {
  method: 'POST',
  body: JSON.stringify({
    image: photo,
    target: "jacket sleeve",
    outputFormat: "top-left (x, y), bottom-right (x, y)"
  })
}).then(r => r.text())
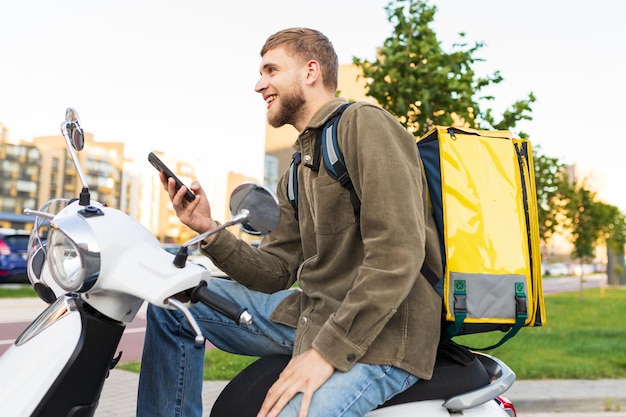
top-left (199, 174), bottom-right (303, 293)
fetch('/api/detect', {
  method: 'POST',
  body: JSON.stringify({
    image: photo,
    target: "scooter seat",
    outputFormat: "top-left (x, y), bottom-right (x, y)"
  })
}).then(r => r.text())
top-left (376, 340), bottom-right (491, 408)
top-left (210, 341), bottom-right (490, 416)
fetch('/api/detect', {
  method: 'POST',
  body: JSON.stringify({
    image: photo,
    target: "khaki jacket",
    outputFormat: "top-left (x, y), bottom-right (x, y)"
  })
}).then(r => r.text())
top-left (201, 98), bottom-right (442, 379)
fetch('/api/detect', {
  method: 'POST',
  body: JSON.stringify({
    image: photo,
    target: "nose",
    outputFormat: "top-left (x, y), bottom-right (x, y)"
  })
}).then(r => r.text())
top-left (254, 76), bottom-right (267, 94)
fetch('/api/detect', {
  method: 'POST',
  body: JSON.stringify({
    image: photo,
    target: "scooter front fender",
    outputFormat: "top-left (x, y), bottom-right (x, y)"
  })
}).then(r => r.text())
top-left (0, 296), bottom-right (82, 416)
top-left (0, 295), bottom-right (125, 417)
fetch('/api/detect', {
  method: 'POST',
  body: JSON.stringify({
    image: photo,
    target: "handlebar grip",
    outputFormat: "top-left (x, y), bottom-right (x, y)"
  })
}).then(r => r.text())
top-left (189, 281), bottom-right (253, 325)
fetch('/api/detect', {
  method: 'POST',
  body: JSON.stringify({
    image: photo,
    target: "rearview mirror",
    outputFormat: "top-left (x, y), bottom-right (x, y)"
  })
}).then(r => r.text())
top-left (229, 183), bottom-right (280, 235)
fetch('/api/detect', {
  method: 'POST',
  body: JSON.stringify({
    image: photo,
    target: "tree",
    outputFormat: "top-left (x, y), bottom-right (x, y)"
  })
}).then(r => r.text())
top-left (352, 0), bottom-right (535, 137)
top-left (561, 181), bottom-right (604, 299)
top-left (532, 147), bottom-right (569, 244)
top-left (596, 202), bottom-right (626, 285)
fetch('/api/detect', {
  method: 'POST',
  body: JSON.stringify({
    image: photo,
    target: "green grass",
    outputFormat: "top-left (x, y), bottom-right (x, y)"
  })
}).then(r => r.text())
top-left (0, 285), bottom-right (37, 298)
top-left (5, 283), bottom-right (625, 380)
top-left (452, 287), bottom-right (626, 379)
top-left (118, 347), bottom-right (259, 380)
top-left (118, 350), bottom-right (259, 380)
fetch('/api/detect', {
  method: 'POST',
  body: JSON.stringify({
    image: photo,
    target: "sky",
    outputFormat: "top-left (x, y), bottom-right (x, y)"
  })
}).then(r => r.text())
top-left (1, 1), bottom-right (625, 211)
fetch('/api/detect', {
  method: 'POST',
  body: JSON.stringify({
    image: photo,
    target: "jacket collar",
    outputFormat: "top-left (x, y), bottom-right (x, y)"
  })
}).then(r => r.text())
top-left (305, 98), bottom-right (349, 130)
top-left (291, 97), bottom-right (349, 153)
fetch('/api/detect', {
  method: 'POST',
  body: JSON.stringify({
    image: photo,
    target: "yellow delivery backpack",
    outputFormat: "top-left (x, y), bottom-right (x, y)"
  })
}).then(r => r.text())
top-left (417, 126), bottom-right (546, 349)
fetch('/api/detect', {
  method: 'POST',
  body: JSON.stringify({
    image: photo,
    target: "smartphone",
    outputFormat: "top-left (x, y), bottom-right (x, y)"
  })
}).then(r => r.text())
top-left (148, 152), bottom-right (196, 202)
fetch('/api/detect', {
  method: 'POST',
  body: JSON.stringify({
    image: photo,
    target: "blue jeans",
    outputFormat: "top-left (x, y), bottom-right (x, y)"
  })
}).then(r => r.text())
top-left (137, 278), bottom-right (418, 417)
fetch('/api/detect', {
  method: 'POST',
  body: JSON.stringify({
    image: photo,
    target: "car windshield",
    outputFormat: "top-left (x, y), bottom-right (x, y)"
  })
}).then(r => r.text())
top-left (3, 234), bottom-right (29, 250)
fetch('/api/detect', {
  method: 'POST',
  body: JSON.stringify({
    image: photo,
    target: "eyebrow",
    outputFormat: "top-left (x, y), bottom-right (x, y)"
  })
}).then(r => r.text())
top-left (259, 61), bottom-right (278, 74)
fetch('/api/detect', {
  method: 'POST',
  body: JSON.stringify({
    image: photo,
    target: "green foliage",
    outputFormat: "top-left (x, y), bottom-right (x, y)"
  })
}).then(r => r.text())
top-left (532, 147), bottom-right (568, 242)
top-left (352, 0), bottom-right (535, 137)
top-left (557, 180), bottom-right (626, 273)
top-left (598, 203), bottom-right (626, 250)
top-left (564, 182), bottom-right (600, 261)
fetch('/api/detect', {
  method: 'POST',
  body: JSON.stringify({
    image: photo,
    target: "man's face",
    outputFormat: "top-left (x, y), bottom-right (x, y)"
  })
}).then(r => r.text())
top-left (256, 47), bottom-right (306, 128)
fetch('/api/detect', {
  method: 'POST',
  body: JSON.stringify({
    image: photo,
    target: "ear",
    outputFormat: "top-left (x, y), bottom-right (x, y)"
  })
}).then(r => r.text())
top-left (303, 60), bottom-right (321, 86)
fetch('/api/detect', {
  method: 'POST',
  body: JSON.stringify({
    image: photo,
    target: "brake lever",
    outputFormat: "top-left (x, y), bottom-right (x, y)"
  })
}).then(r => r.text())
top-left (166, 298), bottom-right (205, 347)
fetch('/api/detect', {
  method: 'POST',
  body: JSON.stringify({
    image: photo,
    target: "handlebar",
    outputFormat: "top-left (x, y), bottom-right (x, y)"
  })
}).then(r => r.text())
top-left (188, 281), bottom-right (253, 326)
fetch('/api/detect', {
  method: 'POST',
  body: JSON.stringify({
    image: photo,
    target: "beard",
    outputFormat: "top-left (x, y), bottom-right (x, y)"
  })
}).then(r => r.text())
top-left (267, 84), bottom-right (306, 128)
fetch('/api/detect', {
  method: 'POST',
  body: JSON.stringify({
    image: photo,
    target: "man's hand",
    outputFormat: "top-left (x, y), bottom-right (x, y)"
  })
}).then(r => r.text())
top-left (161, 173), bottom-right (218, 237)
top-left (257, 349), bottom-right (334, 417)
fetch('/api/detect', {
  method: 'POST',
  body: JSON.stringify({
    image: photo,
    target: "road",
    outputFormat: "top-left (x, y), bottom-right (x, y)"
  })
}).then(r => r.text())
top-left (541, 273), bottom-right (607, 294)
top-left (0, 298), bottom-right (147, 362)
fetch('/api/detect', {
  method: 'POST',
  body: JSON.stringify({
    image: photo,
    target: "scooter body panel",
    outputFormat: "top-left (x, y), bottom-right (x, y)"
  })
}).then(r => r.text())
top-left (365, 399), bottom-right (510, 416)
top-left (0, 295), bottom-right (126, 417)
top-left (366, 400), bottom-right (452, 416)
top-left (0, 297), bottom-right (82, 416)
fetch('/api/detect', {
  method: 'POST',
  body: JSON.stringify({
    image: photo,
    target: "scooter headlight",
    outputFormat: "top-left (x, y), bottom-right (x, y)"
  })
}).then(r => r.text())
top-left (47, 216), bottom-right (101, 293)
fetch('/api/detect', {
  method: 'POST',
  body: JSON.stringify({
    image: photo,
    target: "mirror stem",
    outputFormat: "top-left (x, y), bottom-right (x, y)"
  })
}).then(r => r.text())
top-left (173, 209), bottom-right (249, 268)
top-left (60, 121), bottom-right (90, 193)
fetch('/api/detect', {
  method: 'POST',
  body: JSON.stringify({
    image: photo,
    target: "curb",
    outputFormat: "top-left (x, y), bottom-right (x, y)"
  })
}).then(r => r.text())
top-left (506, 379), bottom-right (626, 414)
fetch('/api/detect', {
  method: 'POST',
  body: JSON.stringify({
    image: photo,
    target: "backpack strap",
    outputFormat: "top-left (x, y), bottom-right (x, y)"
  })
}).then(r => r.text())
top-left (320, 103), bottom-right (361, 224)
top-left (287, 151), bottom-right (301, 219)
top-left (443, 280), bottom-right (528, 351)
top-left (286, 102), bottom-right (354, 220)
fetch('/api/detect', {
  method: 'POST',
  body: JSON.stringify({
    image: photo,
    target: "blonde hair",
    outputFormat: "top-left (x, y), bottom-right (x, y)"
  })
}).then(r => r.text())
top-left (261, 27), bottom-right (338, 92)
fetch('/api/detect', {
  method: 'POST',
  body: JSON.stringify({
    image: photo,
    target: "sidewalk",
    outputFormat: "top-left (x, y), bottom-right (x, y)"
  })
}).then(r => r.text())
top-left (94, 369), bottom-right (626, 416)
top-left (3, 297), bottom-right (626, 416)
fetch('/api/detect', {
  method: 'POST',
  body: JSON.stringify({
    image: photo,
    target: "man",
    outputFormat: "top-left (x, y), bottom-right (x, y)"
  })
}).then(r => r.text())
top-left (138, 27), bottom-right (442, 417)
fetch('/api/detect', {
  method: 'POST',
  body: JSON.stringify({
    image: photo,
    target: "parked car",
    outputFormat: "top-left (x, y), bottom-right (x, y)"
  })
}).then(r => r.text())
top-left (570, 263), bottom-right (596, 277)
top-left (0, 233), bottom-right (30, 283)
top-left (544, 262), bottom-right (569, 277)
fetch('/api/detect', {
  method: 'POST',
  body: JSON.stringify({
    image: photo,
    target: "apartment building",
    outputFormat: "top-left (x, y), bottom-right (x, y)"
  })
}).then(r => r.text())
top-left (0, 142), bottom-right (40, 231)
top-left (0, 131), bottom-right (125, 231)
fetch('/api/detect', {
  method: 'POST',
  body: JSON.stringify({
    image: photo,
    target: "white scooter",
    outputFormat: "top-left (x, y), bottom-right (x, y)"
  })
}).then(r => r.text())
top-left (0, 108), bottom-right (517, 417)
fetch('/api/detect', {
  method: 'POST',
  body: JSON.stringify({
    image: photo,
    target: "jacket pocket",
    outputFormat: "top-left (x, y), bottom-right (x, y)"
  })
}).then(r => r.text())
top-left (312, 176), bottom-right (356, 235)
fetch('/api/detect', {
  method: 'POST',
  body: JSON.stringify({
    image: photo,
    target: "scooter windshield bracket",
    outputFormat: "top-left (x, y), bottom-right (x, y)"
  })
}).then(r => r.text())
top-left (78, 205), bottom-right (105, 218)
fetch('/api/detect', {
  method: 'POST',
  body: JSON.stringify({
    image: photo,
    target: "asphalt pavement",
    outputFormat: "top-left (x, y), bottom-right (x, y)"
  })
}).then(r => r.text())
top-left (2, 295), bottom-right (626, 416)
